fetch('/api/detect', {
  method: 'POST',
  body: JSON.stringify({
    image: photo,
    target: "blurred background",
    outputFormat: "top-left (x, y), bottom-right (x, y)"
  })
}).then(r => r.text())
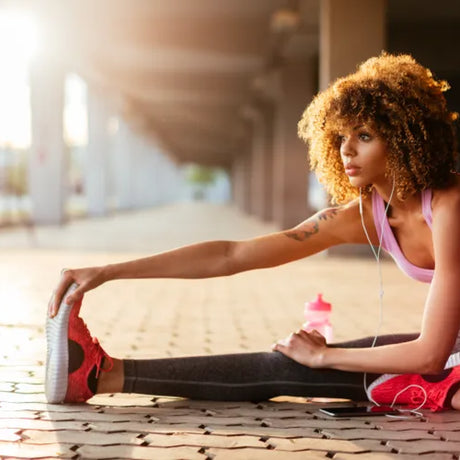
top-left (0, 0), bottom-right (459, 231)
top-left (0, 3), bottom-right (448, 455)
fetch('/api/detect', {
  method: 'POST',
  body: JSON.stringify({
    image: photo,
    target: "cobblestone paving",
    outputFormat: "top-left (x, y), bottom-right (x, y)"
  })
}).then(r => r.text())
top-left (0, 202), bottom-right (457, 459)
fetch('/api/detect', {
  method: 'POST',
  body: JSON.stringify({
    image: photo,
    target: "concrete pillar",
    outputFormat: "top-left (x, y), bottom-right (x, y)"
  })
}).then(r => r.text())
top-left (232, 151), bottom-right (251, 213)
top-left (112, 119), bottom-right (134, 210)
top-left (130, 134), bottom-right (148, 208)
top-left (85, 87), bottom-right (111, 216)
top-left (320, 0), bottom-right (386, 90)
top-left (28, 57), bottom-right (66, 224)
top-left (169, 159), bottom-right (184, 202)
top-left (152, 142), bottom-right (178, 204)
top-left (126, 131), bottom-right (181, 209)
top-left (232, 155), bottom-right (243, 210)
top-left (144, 141), bottom-right (164, 206)
top-left (272, 59), bottom-right (315, 229)
top-left (136, 137), bottom-right (163, 207)
top-left (248, 103), bottom-right (274, 221)
top-left (319, 0), bottom-right (386, 255)
top-left (159, 151), bottom-right (182, 203)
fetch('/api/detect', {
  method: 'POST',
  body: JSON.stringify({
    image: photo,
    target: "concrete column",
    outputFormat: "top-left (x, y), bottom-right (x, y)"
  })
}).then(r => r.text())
top-left (127, 131), bottom-right (181, 209)
top-left (85, 87), bottom-right (111, 216)
top-left (28, 57), bottom-right (66, 224)
top-left (144, 141), bottom-right (164, 206)
top-left (112, 119), bottom-right (134, 210)
top-left (232, 151), bottom-right (251, 213)
top-left (159, 151), bottom-right (182, 203)
top-left (272, 59), bottom-right (315, 229)
top-left (248, 103), bottom-right (274, 221)
top-left (151, 142), bottom-right (178, 205)
top-left (319, 0), bottom-right (386, 255)
top-left (130, 134), bottom-right (148, 208)
top-left (136, 137), bottom-right (163, 208)
top-left (320, 0), bottom-right (386, 90)
top-left (169, 158), bottom-right (184, 202)
top-left (231, 155), bottom-right (243, 210)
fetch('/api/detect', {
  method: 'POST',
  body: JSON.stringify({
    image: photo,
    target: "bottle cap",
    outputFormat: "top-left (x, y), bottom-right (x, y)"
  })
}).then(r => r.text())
top-left (304, 293), bottom-right (331, 311)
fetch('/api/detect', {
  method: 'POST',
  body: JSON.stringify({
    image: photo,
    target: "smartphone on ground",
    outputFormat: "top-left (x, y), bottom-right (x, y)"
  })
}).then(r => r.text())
top-left (319, 405), bottom-right (400, 417)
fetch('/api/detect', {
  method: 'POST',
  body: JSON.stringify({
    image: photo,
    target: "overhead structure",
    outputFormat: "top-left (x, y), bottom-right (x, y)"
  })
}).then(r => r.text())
top-left (13, 0), bottom-right (460, 227)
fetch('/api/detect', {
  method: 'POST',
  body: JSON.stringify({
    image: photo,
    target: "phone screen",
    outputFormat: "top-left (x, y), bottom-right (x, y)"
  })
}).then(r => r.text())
top-left (319, 405), bottom-right (399, 417)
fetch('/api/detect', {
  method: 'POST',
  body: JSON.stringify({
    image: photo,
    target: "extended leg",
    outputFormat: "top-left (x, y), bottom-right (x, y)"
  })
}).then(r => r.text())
top-left (108, 334), bottom-right (419, 401)
top-left (45, 294), bottom-right (419, 405)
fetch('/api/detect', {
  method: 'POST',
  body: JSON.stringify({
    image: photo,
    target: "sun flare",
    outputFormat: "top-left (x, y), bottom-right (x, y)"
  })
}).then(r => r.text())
top-left (0, 10), bottom-right (39, 65)
top-left (0, 9), bottom-right (40, 148)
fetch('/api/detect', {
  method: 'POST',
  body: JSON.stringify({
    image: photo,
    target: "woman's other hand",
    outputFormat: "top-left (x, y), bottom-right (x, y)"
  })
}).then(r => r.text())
top-left (48, 266), bottom-right (107, 318)
top-left (272, 329), bottom-right (328, 368)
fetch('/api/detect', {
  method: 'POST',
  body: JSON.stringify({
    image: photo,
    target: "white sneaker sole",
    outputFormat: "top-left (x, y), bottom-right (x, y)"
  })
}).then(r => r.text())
top-left (45, 283), bottom-right (79, 403)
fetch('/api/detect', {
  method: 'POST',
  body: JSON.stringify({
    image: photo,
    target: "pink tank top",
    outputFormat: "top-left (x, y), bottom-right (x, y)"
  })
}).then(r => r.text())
top-left (371, 189), bottom-right (434, 283)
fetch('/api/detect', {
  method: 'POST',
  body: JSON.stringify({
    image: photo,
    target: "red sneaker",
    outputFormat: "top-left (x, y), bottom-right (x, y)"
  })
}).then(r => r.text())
top-left (367, 367), bottom-right (460, 412)
top-left (45, 283), bottom-right (112, 403)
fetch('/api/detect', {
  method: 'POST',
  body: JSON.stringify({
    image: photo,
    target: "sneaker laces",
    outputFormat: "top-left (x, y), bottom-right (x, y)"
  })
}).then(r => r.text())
top-left (411, 387), bottom-right (444, 411)
top-left (76, 314), bottom-right (114, 379)
top-left (92, 337), bottom-right (113, 379)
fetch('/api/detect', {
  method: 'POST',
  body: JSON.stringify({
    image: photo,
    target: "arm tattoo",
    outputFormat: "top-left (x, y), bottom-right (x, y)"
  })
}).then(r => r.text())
top-left (284, 221), bottom-right (319, 241)
top-left (317, 208), bottom-right (339, 221)
top-left (283, 207), bottom-right (338, 242)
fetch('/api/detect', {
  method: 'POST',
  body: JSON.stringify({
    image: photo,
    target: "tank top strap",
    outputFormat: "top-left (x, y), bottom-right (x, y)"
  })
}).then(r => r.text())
top-left (371, 188), bottom-right (434, 283)
top-left (421, 189), bottom-right (433, 229)
top-left (371, 188), bottom-right (390, 251)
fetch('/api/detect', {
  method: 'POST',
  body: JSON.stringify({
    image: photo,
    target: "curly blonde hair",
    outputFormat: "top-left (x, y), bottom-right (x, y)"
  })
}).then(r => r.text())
top-left (298, 53), bottom-right (458, 204)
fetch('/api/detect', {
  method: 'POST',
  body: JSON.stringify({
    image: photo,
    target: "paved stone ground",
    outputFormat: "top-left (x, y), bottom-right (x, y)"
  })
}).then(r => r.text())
top-left (0, 202), bottom-right (458, 459)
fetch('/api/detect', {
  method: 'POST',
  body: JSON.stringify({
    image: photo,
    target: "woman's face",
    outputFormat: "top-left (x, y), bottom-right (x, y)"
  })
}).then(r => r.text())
top-left (338, 123), bottom-right (389, 188)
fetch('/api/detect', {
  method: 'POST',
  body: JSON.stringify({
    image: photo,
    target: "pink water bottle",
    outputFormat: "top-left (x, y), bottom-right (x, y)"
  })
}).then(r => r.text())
top-left (302, 294), bottom-right (333, 343)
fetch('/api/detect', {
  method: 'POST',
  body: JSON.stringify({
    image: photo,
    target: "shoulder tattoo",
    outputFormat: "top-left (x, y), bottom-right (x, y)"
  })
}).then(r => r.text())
top-left (317, 208), bottom-right (338, 221)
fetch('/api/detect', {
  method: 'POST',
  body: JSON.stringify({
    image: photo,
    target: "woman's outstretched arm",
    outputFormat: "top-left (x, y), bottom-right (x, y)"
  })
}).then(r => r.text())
top-left (49, 202), bottom-right (366, 317)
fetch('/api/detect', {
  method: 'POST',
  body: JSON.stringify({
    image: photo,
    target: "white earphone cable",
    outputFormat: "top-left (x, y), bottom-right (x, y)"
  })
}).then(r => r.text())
top-left (359, 182), bottom-right (426, 419)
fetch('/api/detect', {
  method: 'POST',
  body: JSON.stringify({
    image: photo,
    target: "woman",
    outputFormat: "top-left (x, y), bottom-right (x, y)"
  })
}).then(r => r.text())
top-left (46, 53), bottom-right (460, 412)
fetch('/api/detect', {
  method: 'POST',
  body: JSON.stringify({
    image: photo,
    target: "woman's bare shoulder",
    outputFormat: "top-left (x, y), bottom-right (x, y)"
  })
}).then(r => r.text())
top-left (433, 175), bottom-right (460, 210)
top-left (311, 197), bottom-right (373, 245)
top-left (430, 177), bottom-right (460, 272)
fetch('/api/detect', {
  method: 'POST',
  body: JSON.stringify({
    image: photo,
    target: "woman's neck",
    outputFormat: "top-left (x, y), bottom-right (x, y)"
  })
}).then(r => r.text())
top-left (372, 183), bottom-right (420, 213)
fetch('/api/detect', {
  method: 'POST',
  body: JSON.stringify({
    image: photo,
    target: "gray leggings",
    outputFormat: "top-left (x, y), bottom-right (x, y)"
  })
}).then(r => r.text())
top-left (122, 333), bottom-right (418, 402)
